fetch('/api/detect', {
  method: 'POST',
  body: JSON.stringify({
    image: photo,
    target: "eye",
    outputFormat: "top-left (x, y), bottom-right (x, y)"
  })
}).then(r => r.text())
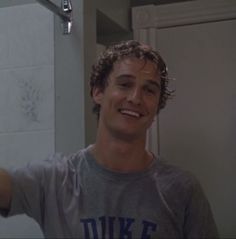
top-left (144, 86), bottom-right (156, 95)
top-left (147, 88), bottom-right (155, 94)
top-left (116, 75), bottom-right (134, 88)
top-left (118, 81), bottom-right (132, 89)
top-left (119, 83), bottom-right (128, 87)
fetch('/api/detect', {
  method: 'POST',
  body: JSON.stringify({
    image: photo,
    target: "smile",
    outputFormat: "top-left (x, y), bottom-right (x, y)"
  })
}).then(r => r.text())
top-left (119, 109), bottom-right (143, 118)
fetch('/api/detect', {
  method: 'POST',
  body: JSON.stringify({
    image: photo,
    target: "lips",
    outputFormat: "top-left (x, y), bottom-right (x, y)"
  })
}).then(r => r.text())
top-left (119, 109), bottom-right (143, 118)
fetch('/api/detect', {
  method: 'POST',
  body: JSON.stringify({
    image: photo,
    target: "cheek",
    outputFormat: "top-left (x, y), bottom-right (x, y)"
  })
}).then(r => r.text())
top-left (101, 91), bottom-right (122, 111)
top-left (146, 97), bottom-right (159, 112)
top-left (108, 89), bottom-right (126, 103)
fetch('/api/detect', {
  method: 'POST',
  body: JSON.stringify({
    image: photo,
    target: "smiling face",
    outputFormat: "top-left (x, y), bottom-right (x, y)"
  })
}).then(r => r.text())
top-left (93, 57), bottom-right (161, 141)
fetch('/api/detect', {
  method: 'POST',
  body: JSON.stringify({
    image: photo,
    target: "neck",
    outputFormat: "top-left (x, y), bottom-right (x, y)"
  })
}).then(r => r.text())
top-left (90, 128), bottom-right (153, 172)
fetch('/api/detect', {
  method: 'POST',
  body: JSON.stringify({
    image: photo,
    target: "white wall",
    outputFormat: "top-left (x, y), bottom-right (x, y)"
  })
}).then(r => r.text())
top-left (0, 3), bottom-right (54, 237)
top-left (0, 0), bottom-right (34, 8)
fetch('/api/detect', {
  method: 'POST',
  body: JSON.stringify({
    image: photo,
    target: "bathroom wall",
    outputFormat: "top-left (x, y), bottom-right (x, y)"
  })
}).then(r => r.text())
top-left (96, 0), bottom-right (130, 32)
top-left (0, 3), bottom-right (54, 237)
top-left (0, 0), bottom-right (34, 8)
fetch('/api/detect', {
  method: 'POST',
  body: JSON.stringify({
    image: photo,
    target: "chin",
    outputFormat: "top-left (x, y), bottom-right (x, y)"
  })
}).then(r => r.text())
top-left (111, 127), bottom-right (146, 142)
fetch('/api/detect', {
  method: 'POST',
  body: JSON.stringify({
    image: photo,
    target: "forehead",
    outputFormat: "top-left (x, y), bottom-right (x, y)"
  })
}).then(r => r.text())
top-left (111, 57), bottom-right (159, 77)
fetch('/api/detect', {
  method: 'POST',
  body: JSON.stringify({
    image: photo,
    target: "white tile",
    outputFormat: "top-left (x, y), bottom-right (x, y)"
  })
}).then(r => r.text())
top-left (0, 130), bottom-right (55, 169)
top-left (6, 66), bottom-right (54, 132)
top-left (7, 4), bottom-right (54, 68)
top-left (0, 70), bottom-right (9, 133)
top-left (0, 8), bottom-right (10, 68)
top-left (0, 5), bottom-right (54, 237)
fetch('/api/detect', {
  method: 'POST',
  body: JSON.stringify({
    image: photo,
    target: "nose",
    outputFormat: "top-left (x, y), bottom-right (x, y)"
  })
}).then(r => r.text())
top-left (127, 87), bottom-right (142, 105)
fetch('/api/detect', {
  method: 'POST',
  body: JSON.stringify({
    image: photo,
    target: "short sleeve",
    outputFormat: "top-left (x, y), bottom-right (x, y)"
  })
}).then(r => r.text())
top-left (0, 153), bottom-right (65, 226)
top-left (183, 176), bottom-right (219, 239)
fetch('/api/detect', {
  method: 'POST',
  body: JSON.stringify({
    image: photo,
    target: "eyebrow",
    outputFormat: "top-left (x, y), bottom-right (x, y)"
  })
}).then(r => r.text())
top-left (115, 74), bottom-right (134, 80)
top-left (146, 80), bottom-right (161, 89)
top-left (115, 75), bottom-right (160, 88)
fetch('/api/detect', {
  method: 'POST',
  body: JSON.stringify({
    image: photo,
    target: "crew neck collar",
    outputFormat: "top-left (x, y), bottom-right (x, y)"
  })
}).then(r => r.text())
top-left (83, 145), bottom-right (158, 182)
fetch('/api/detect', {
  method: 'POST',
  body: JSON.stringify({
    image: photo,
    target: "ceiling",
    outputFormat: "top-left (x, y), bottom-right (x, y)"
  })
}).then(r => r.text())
top-left (0, 0), bottom-right (194, 8)
top-left (130, 0), bottom-right (194, 7)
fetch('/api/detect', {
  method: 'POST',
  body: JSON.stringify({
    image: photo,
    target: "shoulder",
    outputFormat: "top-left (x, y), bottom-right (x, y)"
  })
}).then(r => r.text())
top-left (155, 159), bottom-right (198, 185)
top-left (9, 148), bottom-right (88, 184)
top-left (153, 159), bottom-right (203, 202)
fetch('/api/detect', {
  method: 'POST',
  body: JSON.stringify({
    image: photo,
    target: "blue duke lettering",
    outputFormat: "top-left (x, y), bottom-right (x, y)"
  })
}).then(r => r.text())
top-left (80, 216), bottom-right (157, 239)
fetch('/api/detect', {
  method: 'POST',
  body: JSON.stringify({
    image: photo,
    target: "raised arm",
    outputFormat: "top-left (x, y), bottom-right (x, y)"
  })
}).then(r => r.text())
top-left (0, 169), bottom-right (13, 210)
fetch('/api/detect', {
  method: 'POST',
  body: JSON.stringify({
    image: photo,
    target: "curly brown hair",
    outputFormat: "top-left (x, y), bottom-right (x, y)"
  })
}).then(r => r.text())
top-left (90, 40), bottom-right (173, 118)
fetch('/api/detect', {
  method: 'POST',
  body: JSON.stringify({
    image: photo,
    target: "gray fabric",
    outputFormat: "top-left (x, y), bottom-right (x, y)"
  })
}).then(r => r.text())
top-left (1, 145), bottom-right (218, 238)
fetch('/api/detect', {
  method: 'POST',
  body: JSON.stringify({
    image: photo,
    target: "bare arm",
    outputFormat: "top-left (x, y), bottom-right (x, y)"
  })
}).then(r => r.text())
top-left (0, 169), bottom-right (13, 210)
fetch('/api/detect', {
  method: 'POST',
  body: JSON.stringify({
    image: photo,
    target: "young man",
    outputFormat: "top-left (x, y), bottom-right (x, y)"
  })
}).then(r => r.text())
top-left (0, 40), bottom-right (218, 238)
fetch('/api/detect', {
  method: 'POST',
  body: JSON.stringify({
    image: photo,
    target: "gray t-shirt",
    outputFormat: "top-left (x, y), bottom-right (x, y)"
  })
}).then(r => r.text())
top-left (1, 145), bottom-right (218, 238)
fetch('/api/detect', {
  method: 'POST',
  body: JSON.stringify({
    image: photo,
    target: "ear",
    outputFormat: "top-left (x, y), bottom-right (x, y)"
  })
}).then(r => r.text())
top-left (92, 87), bottom-right (104, 104)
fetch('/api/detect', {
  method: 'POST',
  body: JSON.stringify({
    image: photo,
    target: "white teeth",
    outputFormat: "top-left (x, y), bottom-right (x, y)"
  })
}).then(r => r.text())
top-left (120, 110), bottom-right (141, 118)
